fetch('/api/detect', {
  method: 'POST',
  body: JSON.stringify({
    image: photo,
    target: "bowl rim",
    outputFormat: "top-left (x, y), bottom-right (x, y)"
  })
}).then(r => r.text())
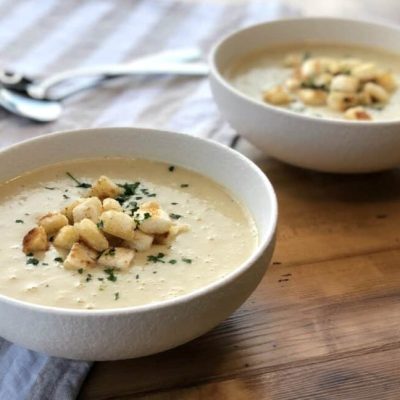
top-left (209, 16), bottom-right (400, 127)
top-left (0, 127), bottom-right (278, 316)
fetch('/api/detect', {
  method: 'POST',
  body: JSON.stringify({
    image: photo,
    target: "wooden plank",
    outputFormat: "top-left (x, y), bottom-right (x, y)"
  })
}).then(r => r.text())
top-left (79, 248), bottom-right (400, 399)
top-left (120, 347), bottom-right (400, 400)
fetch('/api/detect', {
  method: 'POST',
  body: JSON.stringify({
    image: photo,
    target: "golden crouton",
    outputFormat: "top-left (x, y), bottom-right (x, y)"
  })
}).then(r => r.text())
top-left (75, 218), bottom-right (109, 251)
top-left (38, 212), bottom-right (68, 235)
top-left (376, 72), bottom-right (397, 93)
top-left (154, 223), bottom-right (189, 245)
top-left (53, 225), bottom-right (79, 250)
top-left (102, 198), bottom-right (122, 212)
top-left (136, 202), bottom-right (172, 235)
top-left (297, 89), bottom-right (327, 106)
top-left (72, 197), bottom-right (102, 224)
top-left (344, 106), bottom-right (372, 121)
top-left (124, 230), bottom-right (154, 252)
top-left (22, 226), bottom-right (49, 254)
top-left (63, 242), bottom-right (97, 270)
top-left (100, 210), bottom-right (136, 241)
top-left (88, 176), bottom-right (122, 200)
top-left (97, 247), bottom-right (135, 270)
top-left (262, 85), bottom-right (291, 105)
top-left (61, 198), bottom-right (85, 223)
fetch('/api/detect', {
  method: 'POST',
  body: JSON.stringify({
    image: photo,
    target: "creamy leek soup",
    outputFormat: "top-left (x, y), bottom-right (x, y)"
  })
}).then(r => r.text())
top-left (227, 43), bottom-right (400, 121)
top-left (0, 158), bottom-right (257, 309)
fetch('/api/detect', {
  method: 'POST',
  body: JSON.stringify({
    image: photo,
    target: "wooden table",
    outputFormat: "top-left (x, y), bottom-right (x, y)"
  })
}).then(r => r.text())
top-left (80, 138), bottom-right (400, 399)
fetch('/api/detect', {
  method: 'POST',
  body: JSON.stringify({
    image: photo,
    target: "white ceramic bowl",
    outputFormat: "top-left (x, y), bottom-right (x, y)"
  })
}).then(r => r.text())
top-left (209, 17), bottom-right (400, 173)
top-left (0, 127), bottom-right (277, 360)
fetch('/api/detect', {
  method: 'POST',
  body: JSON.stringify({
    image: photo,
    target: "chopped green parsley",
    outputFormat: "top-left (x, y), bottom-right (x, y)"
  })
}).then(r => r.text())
top-left (26, 257), bottom-right (39, 266)
top-left (54, 257), bottom-right (63, 263)
top-left (15, 219), bottom-right (24, 224)
top-left (147, 253), bottom-right (166, 263)
top-left (169, 213), bottom-right (182, 220)
top-left (182, 258), bottom-right (192, 264)
top-left (114, 292), bottom-right (120, 300)
top-left (104, 268), bottom-right (117, 282)
top-left (168, 166), bottom-right (175, 172)
top-left (66, 172), bottom-right (92, 188)
top-left (180, 184), bottom-right (189, 188)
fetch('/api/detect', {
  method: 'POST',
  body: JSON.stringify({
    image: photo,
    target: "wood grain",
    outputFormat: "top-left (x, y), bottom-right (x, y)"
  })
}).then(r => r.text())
top-left (80, 144), bottom-right (400, 399)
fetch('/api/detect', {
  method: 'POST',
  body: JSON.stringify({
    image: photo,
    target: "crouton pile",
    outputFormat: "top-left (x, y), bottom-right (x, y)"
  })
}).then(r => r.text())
top-left (22, 175), bottom-right (188, 271)
top-left (263, 53), bottom-right (398, 120)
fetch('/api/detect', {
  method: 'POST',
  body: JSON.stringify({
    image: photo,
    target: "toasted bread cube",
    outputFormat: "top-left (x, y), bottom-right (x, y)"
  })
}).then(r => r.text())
top-left (23, 226), bottom-right (49, 254)
top-left (124, 230), bottom-right (154, 252)
top-left (100, 210), bottom-right (136, 241)
top-left (351, 63), bottom-right (379, 81)
top-left (38, 212), bottom-right (69, 235)
top-left (61, 198), bottom-right (85, 223)
top-left (75, 218), bottom-right (109, 251)
top-left (102, 198), bottom-right (122, 212)
top-left (88, 176), bottom-right (122, 200)
top-left (297, 89), bottom-right (327, 106)
top-left (136, 202), bottom-right (172, 235)
top-left (53, 225), bottom-right (79, 250)
top-left (376, 72), bottom-right (397, 93)
top-left (98, 247), bottom-right (135, 270)
top-left (63, 243), bottom-right (97, 270)
top-left (262, 85), bottom-right (291, 105)
top-left (344, 106), bottom-right (372, 121)
top-left (72, 197), bottom-right (102, 224)
top-left (154, 223), bottom-right (190, 245)
top-left (363, 82), bottom-right (389, 104)
top-left (327, 92), bottom-right (359, 111)
top-left (330, 75), bottom-right (359, 93)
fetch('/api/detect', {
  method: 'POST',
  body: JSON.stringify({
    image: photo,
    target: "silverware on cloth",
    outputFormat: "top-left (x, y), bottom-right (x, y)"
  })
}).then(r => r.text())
top-left (0, 48), bottom-right (208, 122)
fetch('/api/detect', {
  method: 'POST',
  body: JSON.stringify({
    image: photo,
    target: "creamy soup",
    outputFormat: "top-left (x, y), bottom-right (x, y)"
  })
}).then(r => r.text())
top-left (227, 43), bottom-right (400, 121)
top-left (0, 158), bottom-right (257, 309)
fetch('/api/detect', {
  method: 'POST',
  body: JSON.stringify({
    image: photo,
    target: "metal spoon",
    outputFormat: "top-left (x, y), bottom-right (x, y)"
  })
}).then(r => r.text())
top-left (0, 48), bottom-right (208, 122)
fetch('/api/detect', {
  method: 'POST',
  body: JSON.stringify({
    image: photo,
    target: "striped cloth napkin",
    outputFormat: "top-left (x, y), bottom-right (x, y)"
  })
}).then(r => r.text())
top-left (0, 0), bottom-right (296, 398)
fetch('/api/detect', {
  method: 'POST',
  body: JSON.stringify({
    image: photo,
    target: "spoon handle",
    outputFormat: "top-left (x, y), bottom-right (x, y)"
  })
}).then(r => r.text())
top-left (29, 48), bottom-right (208, 99)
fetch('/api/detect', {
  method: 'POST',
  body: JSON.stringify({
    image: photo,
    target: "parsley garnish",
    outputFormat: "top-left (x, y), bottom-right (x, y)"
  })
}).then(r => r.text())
top-left (104, 268), bottom-right (117, 282)
top-left (15, 219), bottom-right (24, 224)
top-left (116, 182), bottom-right (140, 204)
top-left (180, 184), bottom-right (189, 188)
top-left (63, 194), bottom-right (70, 199)
top-left (182, 258), bottom-right (192, 264)
top-left (97, 220), bottom-right (104, 229)
top-left (44, 186), bottom-right (56, 190)
top-left (54, 257), bottom-right (63, 263)
top-left (140, 188), bottom-right (156, 197)
top-left (169, 259), bottom-right (177, 264)
top-left (147, 253), bottom-right (165, 263)
top-left (85, 274), bottom-right (93, 282)
top-left (26, 257), bottom-right (39, 266)
top-left (66, 172), bottom-right (91, 188)
top-left (42, 262), bottom-right (48, 266)
top-left (135, 274), bottom-right (140, 279)
top-left (169, 213), bottom-right (182, 220)
top-left (78, 268), bottom-right (84, 274)
top-left (171, 202), bottom-right (178, 205)
top-left (114, 292), bottom-right (120, 300)
top-left (168, 166), bottom-right (175, 172)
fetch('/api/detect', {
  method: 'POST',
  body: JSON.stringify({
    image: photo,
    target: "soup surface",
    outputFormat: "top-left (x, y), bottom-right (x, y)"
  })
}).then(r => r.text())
top-left (0, 158), bottom-right (257, 309)
top-left (227, 43), bottom-right (400, 121)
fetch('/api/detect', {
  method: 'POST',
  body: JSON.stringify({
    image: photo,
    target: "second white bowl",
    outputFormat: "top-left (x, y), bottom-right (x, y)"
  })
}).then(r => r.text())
top-left (209, 18), bottom-right (400, 173)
